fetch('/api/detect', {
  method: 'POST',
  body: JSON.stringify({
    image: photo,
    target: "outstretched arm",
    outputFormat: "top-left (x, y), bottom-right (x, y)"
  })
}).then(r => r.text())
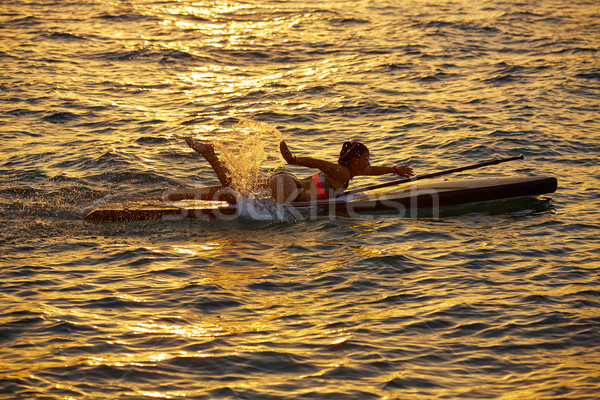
top-left (280, 141), bottom-right (351, 181)
top-left (362, 165), bottom-right (413, 178)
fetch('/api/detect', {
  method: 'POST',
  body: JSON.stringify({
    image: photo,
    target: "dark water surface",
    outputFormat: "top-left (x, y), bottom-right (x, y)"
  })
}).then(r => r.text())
top-left (1, 0), bottom-right (599, 398)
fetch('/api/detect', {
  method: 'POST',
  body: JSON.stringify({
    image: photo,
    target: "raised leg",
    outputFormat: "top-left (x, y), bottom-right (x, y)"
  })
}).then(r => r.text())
top-left (185, 138), bottom-right (231, 186)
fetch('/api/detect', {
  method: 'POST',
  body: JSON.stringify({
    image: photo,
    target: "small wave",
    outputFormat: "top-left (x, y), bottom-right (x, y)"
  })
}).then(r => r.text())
top-left (41, 320), bottom-right (98, 335)
top-left (134, 136), bottom-right (170, 145)
top-left (188, 296), bottom-right (245, 312)
top-left (92, 47), bottom-right (215, 65)
top-left (7, 108), bottom-right (44, 117)
top-left (380, 62), bottom-right (413, 71)
top-left (415, 71), bottom-right (461, 83)
top-left (6, 16), bottom-right (41, 26)
top-left (575, 71), bottom-right (600, 80)
top-left (549, 47), bottom-right (598, 56)
top-left (181, 116), bottom-right (212, 126)
top-left (163, 351), bottom-right (315, 377)
top-left (45, 32), bottom-right (88, 41)
top-left (93, 12), bottom-right (154, 22)
top-left (328, 17), bottom-right (370, 25)
top-left (415, 19), bottom-right (501, 35)
top-left (484, 73), bottom-right (519, 84)
top-left (385, 376), bottom-right (441, 390)
top-left (321, 99), bottom-right (393, 116)
top-left (481, 63), bottom-right (539, 85)
top-left (80, 296), bottom-right (150, 310)
top-left (42, 111), bottom-right (80, 124)
top-left (508, 10), bottom-right (545, 17)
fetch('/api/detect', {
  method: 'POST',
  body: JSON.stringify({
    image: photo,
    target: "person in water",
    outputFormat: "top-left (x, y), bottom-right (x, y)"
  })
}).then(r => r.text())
top-left (165, 138), bottom-right (413, 203)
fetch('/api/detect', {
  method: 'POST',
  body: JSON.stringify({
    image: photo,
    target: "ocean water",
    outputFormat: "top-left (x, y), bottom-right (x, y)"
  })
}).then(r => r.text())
top-left (1, 0), bottom-right (599, 398)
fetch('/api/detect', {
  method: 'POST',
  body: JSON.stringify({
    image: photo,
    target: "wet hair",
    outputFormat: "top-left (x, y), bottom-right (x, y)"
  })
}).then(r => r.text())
top-left (338, 141), bottom-right (369, 166)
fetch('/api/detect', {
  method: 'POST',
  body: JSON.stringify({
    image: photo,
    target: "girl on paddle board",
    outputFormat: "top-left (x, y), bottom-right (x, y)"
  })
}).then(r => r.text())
top-left (166, 139), bottom-right (413, 203)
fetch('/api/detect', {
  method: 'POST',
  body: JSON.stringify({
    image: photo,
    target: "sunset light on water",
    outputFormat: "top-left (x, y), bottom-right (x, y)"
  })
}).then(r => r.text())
top-left (1, 0), bottom-right (599, 398)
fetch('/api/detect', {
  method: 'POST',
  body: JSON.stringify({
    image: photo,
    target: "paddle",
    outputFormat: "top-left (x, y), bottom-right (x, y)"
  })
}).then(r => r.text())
top-left (345, 154), bottom-right (525, 195)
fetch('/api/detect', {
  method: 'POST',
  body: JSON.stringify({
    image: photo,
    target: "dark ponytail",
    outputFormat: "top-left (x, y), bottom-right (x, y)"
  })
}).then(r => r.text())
top-left (338, 141), bottom-right (369, 166)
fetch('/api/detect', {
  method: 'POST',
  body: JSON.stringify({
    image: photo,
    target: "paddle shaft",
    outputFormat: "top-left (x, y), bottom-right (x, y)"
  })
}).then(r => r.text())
top-left (345, 154), bottom-right (525, 195)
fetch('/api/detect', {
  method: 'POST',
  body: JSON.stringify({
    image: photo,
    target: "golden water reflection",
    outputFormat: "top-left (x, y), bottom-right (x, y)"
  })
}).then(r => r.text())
top-left (3, 0), bottom-right (597, 398)
top-left (152, 2), bottom-right (285, 48)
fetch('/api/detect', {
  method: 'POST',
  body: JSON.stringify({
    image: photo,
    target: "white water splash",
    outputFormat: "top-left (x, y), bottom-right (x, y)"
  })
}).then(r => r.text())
top-left (235, 192), bottom-right (300, 221)
top-left (213, 119), bottom-right (284, 196)
top-left (211, 120), bottom-right (296, 220)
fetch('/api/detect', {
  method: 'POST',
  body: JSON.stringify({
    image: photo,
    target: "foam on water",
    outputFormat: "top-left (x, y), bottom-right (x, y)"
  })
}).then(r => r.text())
top-left (236, 193), bottom-right (300, 222)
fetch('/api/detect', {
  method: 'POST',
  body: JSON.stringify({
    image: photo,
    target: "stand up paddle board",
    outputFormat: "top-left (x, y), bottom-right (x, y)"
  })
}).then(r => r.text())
top-left (84, 176), bottom-right (557, 222)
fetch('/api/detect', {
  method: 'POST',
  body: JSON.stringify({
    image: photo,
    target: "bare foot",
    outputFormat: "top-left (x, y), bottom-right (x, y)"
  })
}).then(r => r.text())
top-left (185, 138), bottom-right (215, 157)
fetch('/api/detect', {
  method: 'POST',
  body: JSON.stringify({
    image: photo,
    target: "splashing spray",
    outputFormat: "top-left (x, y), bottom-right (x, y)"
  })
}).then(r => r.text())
top-left (213, 119), bottom-right (284, 196)
top-left (209, 119), bottom-right (302, 220)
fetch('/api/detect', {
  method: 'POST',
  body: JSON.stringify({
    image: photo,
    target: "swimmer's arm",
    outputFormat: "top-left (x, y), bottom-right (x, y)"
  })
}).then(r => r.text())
top-left (295, 156), bottom-right (349, 178)
top-left (280, 141), bottom-right (350, 180)
top-left (361, 165), bottom-right (414, 178)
